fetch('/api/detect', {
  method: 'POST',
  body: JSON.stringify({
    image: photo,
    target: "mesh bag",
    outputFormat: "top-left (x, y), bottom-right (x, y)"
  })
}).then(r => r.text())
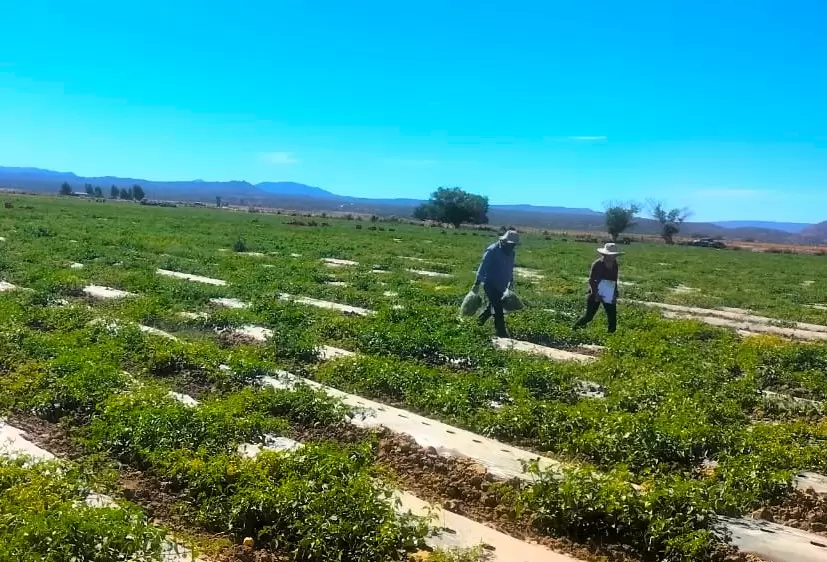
top-left (459, 291), bottom-right (484, 316)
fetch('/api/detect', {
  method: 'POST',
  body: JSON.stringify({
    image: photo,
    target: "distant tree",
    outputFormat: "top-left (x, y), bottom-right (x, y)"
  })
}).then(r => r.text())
top-left (412, 187), bottom-right (489, 228)
top-left (110, 185), bottom-right (120, 199)
top-left (85, 183), bottom-right (94, 196)
top-left (604, 202), bottom-right (641, 241)
top-left (93, 186), bottom-right (103, 198)
top-left (59, 182), bottom-right (73, 196)
top-left (119, 186), bottom-right (133, 200)
top-left (216, 196), bottom-right (222, 208)
top-left (649, 201), bottom-right (692, 244)
top-left (132, 184), bottom-right (145, 201)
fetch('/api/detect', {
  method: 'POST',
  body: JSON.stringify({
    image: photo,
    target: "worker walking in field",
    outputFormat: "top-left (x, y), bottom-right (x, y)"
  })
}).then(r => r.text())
top-left (473, 230), bottom-right (519, 338)
top-left (573, 242), bottom-right (623, 333)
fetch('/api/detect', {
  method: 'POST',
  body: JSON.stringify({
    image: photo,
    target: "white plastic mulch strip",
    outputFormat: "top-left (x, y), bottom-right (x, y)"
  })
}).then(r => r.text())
top-left (83, 285), bottom-right (135, 299)
top-left (637, 301), bottom-right (827, 334)
top-left (318, 346), bottom-right (355, 361)
top-left (278, 293), bottom-right (373, 316)
top-left (238, 436), bottom-right (303, 458)
top-left (321, 258), bottom-right (359, 267)
top-left (761, 390), bottom-right (823, 412)
top-left (0, 422), bottom-right (55, 462)
top-left (0, 281), bottom-right (19, 292)
top-left (262, 372), bottom-right (562, 481)
top-left (492, 338), bottom-right (596, 363)
top-left (795, 471), bottom-right (827, 494)
top-left (233, 325), bottom-right (273, 342)
top-left (406, 268), bottom-right (453, 278)
top-left (395, 491), bottom-right (580, 562)
top-left (156, 269), bottom-right (227, 286)
top-left (658, 310), bottom-right (827, 341)
top-left (210, 297), bottom-right (249, 309)
top-left (139, 325), bottom-right (178, 341)
top-left (167, 391), bottom-right (199, 407)
top-left (69, 262), bottom-right (84, 270)
top-left (719, 516), bottom-right (827, 562)
top-left (0, 421), bottom-right (196, 562)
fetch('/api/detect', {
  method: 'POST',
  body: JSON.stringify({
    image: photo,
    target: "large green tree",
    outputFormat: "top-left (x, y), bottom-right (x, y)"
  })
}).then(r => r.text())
top-left (59, 182), bottom-right (73, 196)
top-left (604, 202), bottom-right (640, 241)
top-left (110, 185), bottom-right (120, 199)
top-left (650, 201), bottom-right (692, 244)
top-left (412, 187), bottom-right (489, 228)
top-left (132, 184), bottom-right (145, 201)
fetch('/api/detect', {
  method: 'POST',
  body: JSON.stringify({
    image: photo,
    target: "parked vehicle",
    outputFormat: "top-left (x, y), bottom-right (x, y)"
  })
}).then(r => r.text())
top-left (689, 237), bottom-right (727, 249)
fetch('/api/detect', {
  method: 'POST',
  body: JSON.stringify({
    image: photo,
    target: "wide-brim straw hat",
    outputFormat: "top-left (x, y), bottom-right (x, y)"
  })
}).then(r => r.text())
top-left (499, 230), bottom-right (520, 244)
top-left (597, 242), bottom-right (623, 255)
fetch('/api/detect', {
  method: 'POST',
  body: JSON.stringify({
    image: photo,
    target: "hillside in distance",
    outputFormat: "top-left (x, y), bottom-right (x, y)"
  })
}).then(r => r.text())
top-left (801, 221), bottom-right (827, 240)
top-left (713, 220), bottom-right (812, 234)
top-left (0, 165), bottom-right (822, 244)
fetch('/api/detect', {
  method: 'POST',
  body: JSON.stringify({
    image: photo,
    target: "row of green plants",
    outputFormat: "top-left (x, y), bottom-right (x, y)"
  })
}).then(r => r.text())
top-left (2, 194), bottom-right (826, 323)
top-left (0, 294), bottom-right (429, 561)
top-left (0, 458), bottom-right (165, 561)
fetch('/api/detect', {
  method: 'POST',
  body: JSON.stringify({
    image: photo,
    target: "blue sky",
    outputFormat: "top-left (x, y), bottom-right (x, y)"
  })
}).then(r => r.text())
top-left (1, 1), bottom-right (825, 222)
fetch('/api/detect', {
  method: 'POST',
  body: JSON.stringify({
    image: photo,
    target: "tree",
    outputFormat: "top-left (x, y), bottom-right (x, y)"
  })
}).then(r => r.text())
top-left (216, 196), bottom-right (222, 208)
top-left (412, 187), bottom-right (489, 228)
top-left (604, 202), bottom-right (640, 241)
top-left (85, 183), bottom-right (94, 196)
top-left (119, 186), bottom-right (133, 200)
top-left (110, 185), bottom-right (120, 199)
top-left (93, 186), bottom-right (103, 198)
top-left (650, 201), bottom-right (692, 244)
top-left (132, 184), bottom-right (145, 201)
top-left (59, 182), bottom-right (73, 196)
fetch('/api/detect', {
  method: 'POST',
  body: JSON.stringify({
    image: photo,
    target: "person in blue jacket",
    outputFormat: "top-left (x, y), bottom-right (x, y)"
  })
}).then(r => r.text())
top-left (472, 230), bottom-right (519, 337)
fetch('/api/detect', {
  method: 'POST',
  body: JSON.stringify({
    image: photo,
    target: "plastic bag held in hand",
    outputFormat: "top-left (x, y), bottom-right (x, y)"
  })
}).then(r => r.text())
top-left (460, 291), bottom-right (484, 316)
top-left (501, 289), bottom-right (524, 312)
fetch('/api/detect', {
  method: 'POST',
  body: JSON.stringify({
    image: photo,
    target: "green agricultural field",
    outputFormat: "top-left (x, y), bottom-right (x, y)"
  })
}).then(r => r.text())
top-left (1, 194), bottom-right (827, 561)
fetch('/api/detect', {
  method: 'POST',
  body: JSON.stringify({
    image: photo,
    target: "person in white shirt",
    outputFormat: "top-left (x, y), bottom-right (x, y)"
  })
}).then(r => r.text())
top-left (573, 243), bottom-right (622, 333)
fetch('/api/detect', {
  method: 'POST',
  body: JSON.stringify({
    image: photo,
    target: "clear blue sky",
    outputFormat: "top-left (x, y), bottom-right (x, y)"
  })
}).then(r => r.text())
top-left (1, 1), bottom-right (825, 222)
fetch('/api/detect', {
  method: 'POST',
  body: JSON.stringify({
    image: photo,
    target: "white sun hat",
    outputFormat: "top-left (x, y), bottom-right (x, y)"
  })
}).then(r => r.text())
top-left (499, 230), bottom-right (520, 244)
top-left (597, 242), bottom-right (623, 255)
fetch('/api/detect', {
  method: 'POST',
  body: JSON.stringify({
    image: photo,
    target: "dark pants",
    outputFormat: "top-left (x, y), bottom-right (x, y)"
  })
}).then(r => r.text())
top-left (478, 285), bottom-right (508, 338)
top-left (574, 296), bottom-right (617, 333)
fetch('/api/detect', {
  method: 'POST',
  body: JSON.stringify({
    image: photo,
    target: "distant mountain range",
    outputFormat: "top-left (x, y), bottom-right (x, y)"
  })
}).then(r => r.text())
top-left (712, 221), bottom-right (812, 234)
top-left (0, 166), bottom-right (823, 244)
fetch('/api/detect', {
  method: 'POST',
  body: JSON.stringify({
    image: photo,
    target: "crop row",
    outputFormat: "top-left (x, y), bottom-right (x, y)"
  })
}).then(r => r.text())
top-left (1, 195), bottom-right (826, 323)
top-left (0, 293), bottom-right (430, 561)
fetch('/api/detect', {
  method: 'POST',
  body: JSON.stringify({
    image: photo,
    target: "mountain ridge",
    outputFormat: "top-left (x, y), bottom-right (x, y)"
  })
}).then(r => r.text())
top-left (0, 165), bottom-right (822, 244)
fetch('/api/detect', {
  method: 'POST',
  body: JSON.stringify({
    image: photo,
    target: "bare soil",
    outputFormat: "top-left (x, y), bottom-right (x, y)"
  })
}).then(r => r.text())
top-left (753, 489), bottom-right (827, 538)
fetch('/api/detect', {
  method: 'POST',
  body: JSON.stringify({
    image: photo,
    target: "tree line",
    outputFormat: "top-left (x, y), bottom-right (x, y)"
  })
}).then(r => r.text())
top-left (413, 186), bottom-right (692, 244)
top-left (59, 182), bottom-right (145, 201)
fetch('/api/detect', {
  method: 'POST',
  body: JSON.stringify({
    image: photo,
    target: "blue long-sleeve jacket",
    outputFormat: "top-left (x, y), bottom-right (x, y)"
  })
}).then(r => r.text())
top-left (475, 243), bottom-right (515, 292)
